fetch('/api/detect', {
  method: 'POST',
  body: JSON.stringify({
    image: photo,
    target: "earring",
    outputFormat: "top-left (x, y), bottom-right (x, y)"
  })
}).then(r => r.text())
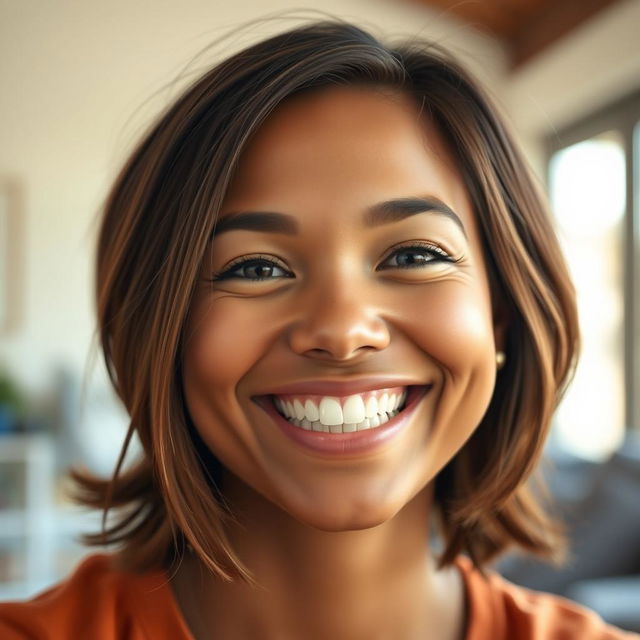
top-left (496, 350), bottom-right (506, 370)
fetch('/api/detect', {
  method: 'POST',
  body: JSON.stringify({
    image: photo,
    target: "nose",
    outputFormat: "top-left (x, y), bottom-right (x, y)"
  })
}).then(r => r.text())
top-left (287, 276), bottom-right (391, 363)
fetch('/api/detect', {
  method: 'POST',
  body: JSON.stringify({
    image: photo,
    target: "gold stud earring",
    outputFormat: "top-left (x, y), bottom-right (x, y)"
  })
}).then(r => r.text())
top-left (496, 350), bottom-right (506, 370)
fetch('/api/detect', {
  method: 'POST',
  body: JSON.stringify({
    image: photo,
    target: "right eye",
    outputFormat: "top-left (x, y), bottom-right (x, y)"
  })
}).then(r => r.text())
top-left (210, 256), bottom-right (293, 282)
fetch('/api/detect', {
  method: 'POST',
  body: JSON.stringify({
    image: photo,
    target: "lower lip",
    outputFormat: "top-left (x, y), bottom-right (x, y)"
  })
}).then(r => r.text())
top-left (254, 385), bottom-right (430, 457)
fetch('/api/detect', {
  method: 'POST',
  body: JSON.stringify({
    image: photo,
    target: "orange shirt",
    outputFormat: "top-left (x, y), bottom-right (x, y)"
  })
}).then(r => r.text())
top-left (0, 554), bottom-right (637, 639)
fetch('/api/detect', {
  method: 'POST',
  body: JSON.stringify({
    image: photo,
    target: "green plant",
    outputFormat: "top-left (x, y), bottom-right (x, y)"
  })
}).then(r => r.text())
top-left (0, 368), bottom-right (27, 417)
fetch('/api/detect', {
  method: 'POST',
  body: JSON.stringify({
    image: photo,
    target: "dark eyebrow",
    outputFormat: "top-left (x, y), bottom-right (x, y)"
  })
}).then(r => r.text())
top-left (213, 211), bottom-right (299, 236)
top-left (212, 196), bottom-right (466, 237)
top-left (365, 197), bottom-right (467, 237)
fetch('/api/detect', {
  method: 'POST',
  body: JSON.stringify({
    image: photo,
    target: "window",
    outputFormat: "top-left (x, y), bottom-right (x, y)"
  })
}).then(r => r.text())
top-left (546, 90), bottom-right (640, 460)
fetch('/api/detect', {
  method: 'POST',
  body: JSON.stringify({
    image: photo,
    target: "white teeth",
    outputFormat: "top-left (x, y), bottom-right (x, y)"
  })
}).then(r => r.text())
top-left (274, 389), bottom-right (408, 422)
top-left (342, 394), bottom-right (366, 424)
top-left (286, 411), bottom-right (399, 433)
top-left (285, 400), bottom-right (295, 419)
top-left (319, 397), bottom-right (343, 426)
top-left (365, 396), bottom-right (378, 418)
top-left (293, 399), bottom-right (306, 421)
top-left (273, 387), bottom-right (411, 433)
top-left (304, 399), bottom-right (319, 422)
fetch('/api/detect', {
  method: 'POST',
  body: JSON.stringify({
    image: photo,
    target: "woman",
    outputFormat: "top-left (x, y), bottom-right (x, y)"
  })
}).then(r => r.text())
top-left (1, 20), bottom-right (635, 639)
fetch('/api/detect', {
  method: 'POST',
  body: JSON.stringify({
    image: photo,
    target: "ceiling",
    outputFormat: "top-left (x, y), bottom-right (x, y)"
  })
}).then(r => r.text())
top-left (404, 0), bottom-right (623, 68)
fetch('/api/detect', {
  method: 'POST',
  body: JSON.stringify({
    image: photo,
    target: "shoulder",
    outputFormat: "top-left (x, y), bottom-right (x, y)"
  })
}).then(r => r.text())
top-left (0, 554), bottom-right (191, 640)
top-left (456, 556), bottom-right (638, 640)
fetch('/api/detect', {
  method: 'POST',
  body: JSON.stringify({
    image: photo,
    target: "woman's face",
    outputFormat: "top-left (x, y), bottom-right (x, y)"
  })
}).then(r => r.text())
top-left (183, 86), bottom-right (502, 531)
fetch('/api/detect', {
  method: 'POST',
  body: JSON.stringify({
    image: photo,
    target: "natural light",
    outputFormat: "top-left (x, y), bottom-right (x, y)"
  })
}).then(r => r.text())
top-left (549, 133), bottom-right (626, 460)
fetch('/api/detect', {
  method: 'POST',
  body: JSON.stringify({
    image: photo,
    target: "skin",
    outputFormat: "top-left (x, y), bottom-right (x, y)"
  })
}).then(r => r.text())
top-left (176, 85), bottom-right (505, 639)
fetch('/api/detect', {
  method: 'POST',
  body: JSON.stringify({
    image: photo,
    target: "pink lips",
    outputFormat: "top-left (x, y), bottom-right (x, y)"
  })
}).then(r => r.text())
top-left (254, 385), bottom-right (430, 457)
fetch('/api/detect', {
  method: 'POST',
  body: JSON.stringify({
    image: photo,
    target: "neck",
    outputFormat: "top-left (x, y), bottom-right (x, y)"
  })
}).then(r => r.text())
top-left (172, 481), bottom-right (466, 640)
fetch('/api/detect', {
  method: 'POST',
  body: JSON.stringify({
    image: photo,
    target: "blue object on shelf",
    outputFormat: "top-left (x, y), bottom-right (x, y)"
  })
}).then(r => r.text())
top-left (0, 406), bottom-right (17, 434)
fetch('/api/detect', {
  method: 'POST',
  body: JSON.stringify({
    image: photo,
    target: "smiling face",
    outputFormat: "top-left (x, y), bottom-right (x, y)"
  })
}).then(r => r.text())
top-left (182, 86), bottom-right (501, 531)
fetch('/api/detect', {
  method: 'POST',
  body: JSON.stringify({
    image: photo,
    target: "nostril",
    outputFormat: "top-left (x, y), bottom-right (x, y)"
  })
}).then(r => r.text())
top-left (307, 348), bottom-right (331, 357)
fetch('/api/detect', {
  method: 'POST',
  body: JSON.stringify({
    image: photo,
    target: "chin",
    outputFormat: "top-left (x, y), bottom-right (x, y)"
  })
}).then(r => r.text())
top-left (285, 498), bottom-right (403, 533)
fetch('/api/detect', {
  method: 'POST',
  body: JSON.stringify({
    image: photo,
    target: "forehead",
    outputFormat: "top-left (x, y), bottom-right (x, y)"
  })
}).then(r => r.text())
top-left (221, 85), bottom-right (476, 237)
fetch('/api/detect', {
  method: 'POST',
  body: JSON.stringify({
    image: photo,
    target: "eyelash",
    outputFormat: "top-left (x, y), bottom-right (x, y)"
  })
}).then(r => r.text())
top-left (209, 242), bottom-right (459, 282)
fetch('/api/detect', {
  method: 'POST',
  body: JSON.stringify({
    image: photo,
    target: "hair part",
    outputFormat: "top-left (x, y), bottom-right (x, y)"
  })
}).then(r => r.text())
top-left (72, 19), bottom-right (579, 581)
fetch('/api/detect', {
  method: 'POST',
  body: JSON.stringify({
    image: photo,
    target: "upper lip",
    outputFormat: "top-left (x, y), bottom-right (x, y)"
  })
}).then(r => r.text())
top-left (256, 377), bottom-right (428, 397)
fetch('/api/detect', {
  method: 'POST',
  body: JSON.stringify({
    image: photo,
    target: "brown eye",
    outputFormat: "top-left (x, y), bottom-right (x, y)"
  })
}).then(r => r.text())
top-left (379, 244), bottom-right (454, 270)
top-left (210, 257), bottom-right (293, 282)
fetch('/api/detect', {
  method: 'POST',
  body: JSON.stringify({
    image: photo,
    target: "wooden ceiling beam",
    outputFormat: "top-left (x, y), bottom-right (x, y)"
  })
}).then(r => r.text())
top-left (404, 0), bottom-right (623, 68)
top-left (508, 0), bottom-right (621, 68)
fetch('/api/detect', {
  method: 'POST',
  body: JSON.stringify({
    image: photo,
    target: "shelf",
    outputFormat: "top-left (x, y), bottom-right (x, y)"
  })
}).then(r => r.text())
top-left (0, 433), bottom-right (56, 596)
top-left (0, 433), bottom-right (112, 599)
top-left (0, 433), bottom-right (53, 461)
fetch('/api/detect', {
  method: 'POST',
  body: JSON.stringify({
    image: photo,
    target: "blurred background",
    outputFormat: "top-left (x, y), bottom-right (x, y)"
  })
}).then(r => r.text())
top-left (1, 0), bottom-right (639, 632)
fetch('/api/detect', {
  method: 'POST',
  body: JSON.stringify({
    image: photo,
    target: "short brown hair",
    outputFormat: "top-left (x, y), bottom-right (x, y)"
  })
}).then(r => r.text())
top-left (74, 20), bottom-right (579, 581)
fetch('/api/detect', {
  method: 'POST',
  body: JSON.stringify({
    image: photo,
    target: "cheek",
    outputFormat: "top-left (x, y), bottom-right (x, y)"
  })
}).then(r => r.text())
top-left (401, 282), bottom-right (497, 441)
top-left (184, 298), bottom-right (278, 394)
top-left (405, 283), bottom-right (495, 369)
top-left (181, 298), bottom-right (280, 473)
top-left (181, 299), bottom-right (263, 462)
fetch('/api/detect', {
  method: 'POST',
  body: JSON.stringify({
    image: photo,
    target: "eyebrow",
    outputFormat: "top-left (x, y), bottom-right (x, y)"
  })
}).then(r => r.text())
top-left (212, 196), bottom-right (467, 238)
top-left (366, 197), bottom-right (467, 237)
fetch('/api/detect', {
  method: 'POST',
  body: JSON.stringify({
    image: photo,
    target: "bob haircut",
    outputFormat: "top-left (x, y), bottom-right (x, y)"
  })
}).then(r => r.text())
top-left (75, 19), bottom-right (579, 582)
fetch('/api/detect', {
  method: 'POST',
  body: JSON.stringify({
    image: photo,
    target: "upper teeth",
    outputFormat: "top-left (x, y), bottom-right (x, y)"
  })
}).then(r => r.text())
top-left (273, 387), bottom-right (407, 429)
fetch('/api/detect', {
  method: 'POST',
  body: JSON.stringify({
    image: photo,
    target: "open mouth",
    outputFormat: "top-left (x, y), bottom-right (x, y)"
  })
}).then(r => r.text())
top-left (270, 385), bottom-right (418, 434)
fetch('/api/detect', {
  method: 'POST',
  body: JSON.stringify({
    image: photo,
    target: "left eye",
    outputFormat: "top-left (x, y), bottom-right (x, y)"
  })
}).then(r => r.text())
top-left (378, 244), bottom-right (454, 269)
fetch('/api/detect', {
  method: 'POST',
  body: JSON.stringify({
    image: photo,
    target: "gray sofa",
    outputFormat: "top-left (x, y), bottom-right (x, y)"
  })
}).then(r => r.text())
top-left (495, 431), bottom-right (640, 633)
